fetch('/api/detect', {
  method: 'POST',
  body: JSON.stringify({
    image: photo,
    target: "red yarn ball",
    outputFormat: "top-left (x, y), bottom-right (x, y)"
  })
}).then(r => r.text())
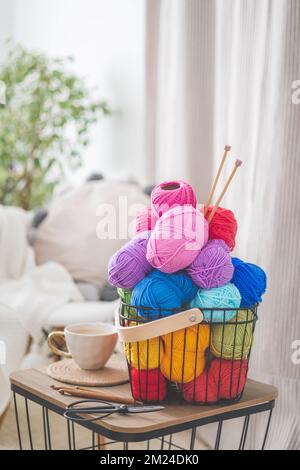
top-left (182, 359), bottom-right (248, 403)
top-left (205, 206), bottom-right (237, 251)
top-left (182, 366), bottom-right (218, 403)
top-left (131, 367), bottom-right (167, 402)
top-left (134, 207), bottom-right (157, 235)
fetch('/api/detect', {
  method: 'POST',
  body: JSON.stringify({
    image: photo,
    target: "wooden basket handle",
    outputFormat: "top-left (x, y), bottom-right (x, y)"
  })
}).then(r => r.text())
top-left (115, 307), bottom-right (204, 342)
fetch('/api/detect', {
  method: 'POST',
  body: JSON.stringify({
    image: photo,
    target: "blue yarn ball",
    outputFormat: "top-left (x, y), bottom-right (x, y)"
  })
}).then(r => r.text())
top-left (231, 257), bottom-right (267, 307)
top-left (131, 270), bottom-right (197, 319)
top-left (190, 283), bottom-right (241, 322)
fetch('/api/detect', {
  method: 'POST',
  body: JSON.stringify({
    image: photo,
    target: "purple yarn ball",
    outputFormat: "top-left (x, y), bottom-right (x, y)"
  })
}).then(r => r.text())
top-left (187, 239), bottom-right (234, 289)
top-left (108, 231), bottom-right (152, 289)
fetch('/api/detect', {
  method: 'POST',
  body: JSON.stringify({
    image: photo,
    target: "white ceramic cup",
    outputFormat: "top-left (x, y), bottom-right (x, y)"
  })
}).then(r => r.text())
top-left (47, 322), bottom-right (118, 370)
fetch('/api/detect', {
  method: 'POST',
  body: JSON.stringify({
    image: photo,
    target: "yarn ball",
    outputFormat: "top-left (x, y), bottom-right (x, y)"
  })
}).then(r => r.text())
top-left (134, 207), bottom-right (157, 235)
top-left (117, 288), bottom-right (138, 320)
top-left (231, 257), bottom-right (267, 307)
top-left (190, 283), bottom-right (241, 322)
top-left (108, 231), bottom-right (152, 289)
top-left (131, 270), bottom-right (197, 319)
top-left (124, 336), bottom-right (163, 369)
top-left (147, 206), bottom-right (208, 273)
top-left (131, 368), bottom-right (167, 402)
top-left (160, 324), bottom-right (210, 383)
top-left (187, 239), bottom-right (234, 289)
top-left (210, 310), bottom-right (254, 360)
top-left (151, 180), bottom-right (197, 219)
top-left (205, 206), bottom-right (237, 251)
top-left (183, 358), bottom-right (248, 403)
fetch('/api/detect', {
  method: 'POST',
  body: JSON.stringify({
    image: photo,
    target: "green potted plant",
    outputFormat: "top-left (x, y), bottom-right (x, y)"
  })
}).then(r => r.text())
top-left (0, 44), bottom-right (110, 210)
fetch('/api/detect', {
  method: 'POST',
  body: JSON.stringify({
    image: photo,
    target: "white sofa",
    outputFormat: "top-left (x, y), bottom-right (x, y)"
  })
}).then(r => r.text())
top-left (0, 304), bottom-right (28, 415)
top-left (0, 202), bottom-right (119, 415)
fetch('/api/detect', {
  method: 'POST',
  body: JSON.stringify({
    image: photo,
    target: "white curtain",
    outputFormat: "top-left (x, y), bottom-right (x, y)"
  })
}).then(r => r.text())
top-left (144, 0), bottom-right (300, 450)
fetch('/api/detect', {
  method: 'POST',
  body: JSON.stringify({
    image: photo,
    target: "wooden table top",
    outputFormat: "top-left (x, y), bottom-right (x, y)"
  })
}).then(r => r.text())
top-left (10, 368), bottom-right (278, 437)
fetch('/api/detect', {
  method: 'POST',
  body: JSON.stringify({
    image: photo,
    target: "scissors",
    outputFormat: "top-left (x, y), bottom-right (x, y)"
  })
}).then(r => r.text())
top-left (64, 399), bottom-right (165, 422)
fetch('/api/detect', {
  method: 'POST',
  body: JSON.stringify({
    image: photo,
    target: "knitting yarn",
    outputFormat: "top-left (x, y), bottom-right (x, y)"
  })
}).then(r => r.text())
top-left (147, 206), bottom-right (208, 273)
top-left (183, 358), bottom-right (248, 403)
top-left (151, 180), bottom-right (197, 219)
top-left (210, 310), bottom-right (254, 360)
top-left (131, 368), bottom-right (167, 402)
top-left (187, 239), bottom-right (234, 289)
top-left (231, 257), bottom-right (267, 307)
top-left (132, 270), bottom-right (197, 319)
top-left (160, 324), bottom-right (210, 383)
top-left (205, 206), bottom-right (237, 251)
top-left (108, 231), bottom-right (152, 289)
top-left (190, 283), bottom-right (241, 322)
top-left (124, 336), bottom-right (163, 369)
top-left (134, 207), bottom-right (157, 235)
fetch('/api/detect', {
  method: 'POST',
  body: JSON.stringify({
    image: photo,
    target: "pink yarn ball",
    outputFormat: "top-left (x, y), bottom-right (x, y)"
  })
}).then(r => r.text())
top-left (134, 207), bottom-right (157, 235)
top-left (187, 239), bottom-right (234, 289)
top-left (151, 180), bottom-right (197, 219)
top-left (146, 206), bottom-right (208, 274)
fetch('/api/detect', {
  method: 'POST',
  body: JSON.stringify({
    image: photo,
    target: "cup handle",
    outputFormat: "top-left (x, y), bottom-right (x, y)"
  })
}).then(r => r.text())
top-left (47, 331), bottom-right (72, 358)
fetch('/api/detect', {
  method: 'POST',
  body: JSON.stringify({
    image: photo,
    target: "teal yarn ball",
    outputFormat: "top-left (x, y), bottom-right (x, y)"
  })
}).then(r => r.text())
top-left (190, 283), bottom-right (241, 322)
top-left (232, 257), bottom-right (267, 307)
top-left (132, 270), bottom-right (197, 319)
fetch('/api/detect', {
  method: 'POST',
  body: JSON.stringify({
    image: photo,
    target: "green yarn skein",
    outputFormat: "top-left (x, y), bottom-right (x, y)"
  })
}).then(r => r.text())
top-left (210, 310), bottom-right (254, 360)
top-left (118, 288), bottom-right (139, 320)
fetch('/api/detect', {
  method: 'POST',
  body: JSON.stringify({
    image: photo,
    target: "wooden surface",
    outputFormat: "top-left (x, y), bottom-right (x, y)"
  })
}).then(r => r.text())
top-left (10, 368), bottom-right (277, 436)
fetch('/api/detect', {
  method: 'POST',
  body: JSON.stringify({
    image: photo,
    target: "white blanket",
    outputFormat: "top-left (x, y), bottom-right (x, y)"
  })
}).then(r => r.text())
top-left (0, 262), bottom-right (82, 341)
top-left (0, 205), bottom-right (82, 414)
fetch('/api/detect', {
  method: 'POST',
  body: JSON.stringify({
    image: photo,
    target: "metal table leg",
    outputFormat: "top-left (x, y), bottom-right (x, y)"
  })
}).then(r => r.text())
top-left (262, 408), bottom-right (273, 450)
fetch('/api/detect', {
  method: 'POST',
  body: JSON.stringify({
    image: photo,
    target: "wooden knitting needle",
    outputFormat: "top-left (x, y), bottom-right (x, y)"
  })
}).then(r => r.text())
top-left (207, 159), bottom-right (242, 223)
top-left (204, 145), bottom-right (231, 216)
top-left (50, 384), bottom-right (141, 405)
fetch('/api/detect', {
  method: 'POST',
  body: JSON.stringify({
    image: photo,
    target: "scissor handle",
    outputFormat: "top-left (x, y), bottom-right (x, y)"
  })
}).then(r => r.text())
top-left (65, 406), bottom-right (119, 414)
top-left (63, 399), bottom-right (120, 422)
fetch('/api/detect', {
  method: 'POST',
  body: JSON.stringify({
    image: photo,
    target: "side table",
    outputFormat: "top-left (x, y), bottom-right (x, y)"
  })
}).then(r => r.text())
top-left (10, 368), bottom-right (277, 450)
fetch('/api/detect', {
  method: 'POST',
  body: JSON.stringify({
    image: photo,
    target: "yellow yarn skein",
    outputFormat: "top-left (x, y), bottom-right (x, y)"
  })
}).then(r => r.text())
top-left (160, 324), bottom-right (210, 383)
top-left (124, 335), bottom-right (163, 370)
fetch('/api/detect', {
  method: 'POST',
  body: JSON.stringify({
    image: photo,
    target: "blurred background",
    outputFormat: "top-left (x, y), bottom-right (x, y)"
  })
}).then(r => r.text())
top-left (0, 0), bottom-right (145, 189)
top-left (0, 0), bottom-right (299, 450)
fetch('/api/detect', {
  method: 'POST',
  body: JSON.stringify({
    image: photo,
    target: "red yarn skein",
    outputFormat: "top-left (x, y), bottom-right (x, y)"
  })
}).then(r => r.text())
top-left (131, 368), bottom-right (167, 402)
top-left (211, 359), bottom-right (248, 398)
top-left (205, 206), bottom-right (237, 251)
top-left (183, 359), bottom-right (248, 403)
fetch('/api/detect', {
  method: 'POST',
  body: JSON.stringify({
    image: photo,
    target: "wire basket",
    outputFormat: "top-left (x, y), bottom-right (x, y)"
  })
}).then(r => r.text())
top-left (116, 300), bottom-right (258, 405)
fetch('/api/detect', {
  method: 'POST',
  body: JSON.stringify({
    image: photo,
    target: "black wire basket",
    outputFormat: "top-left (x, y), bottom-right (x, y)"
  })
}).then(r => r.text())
top-left (116, 299), bottom-right (258, 405)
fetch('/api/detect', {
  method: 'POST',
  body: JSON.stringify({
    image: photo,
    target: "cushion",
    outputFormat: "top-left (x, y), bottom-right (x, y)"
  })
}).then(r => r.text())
top-left (45, 300), bottom-right (119, 328)
top-left (34, 181), bottom-right (149, 288)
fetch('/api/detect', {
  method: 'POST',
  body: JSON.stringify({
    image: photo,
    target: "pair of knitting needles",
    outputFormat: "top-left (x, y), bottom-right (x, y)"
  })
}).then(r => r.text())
top-left (51, 384), bottom-right (141, 405)
top-left (204, 146), bottom-right (242, 222)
